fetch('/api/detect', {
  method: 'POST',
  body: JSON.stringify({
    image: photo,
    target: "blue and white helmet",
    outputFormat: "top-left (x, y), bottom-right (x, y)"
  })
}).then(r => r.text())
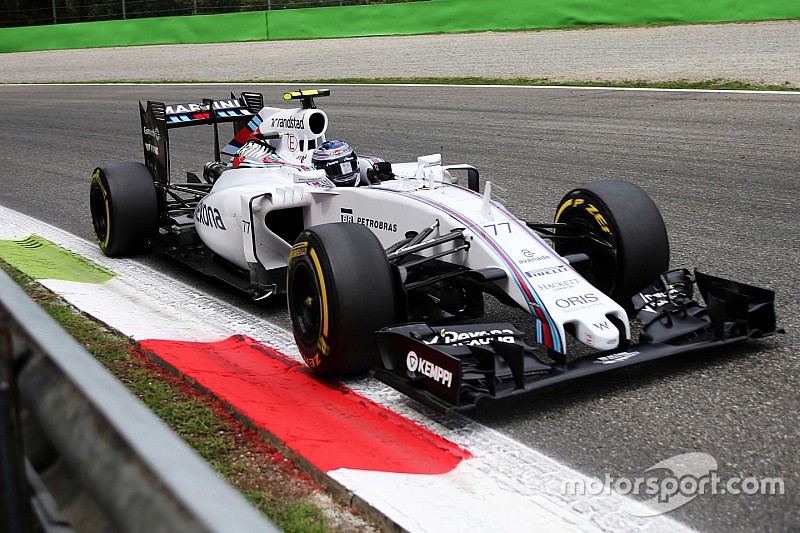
top-left (311, 140), bottom-right (359, 187)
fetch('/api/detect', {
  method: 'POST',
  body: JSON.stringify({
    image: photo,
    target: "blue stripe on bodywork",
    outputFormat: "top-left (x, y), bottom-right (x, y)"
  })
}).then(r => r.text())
top-left (371, 185), bottom-right (562, 351)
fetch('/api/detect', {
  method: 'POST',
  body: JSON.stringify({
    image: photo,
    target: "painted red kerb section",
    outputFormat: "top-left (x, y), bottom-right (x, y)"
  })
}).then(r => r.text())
top-left (139, 335), bottom-right (471, 474)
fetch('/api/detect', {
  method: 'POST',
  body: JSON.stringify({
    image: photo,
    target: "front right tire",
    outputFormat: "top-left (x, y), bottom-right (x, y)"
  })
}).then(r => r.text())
top-left (553, 180), bottom-right (670, 308)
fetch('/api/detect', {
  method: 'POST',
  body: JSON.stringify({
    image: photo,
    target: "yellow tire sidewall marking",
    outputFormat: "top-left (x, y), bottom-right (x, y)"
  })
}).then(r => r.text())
top-left (554, 198), bottom-right (573, 222)
top-left (309, 248), bottom-right (329, 339)
top-left (91, 170), bottom-right (111, 248)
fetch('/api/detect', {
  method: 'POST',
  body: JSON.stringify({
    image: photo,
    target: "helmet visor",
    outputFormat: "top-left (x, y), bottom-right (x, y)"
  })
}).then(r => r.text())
top-left (326, 158), bottom-right (358, 178)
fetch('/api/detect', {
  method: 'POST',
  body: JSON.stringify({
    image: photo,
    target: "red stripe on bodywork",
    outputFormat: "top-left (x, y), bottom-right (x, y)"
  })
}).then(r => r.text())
top-left (139, 335), bottom-right (471, 474)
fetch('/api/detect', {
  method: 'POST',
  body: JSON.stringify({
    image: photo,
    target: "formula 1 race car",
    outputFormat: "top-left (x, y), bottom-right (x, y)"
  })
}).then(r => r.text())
top-left (90, 89), bottom-right (781, 412)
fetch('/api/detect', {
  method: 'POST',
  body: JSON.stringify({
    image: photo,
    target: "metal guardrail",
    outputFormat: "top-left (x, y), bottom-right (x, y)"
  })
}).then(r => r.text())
top-left (0, 268), bottom-right (279, 532)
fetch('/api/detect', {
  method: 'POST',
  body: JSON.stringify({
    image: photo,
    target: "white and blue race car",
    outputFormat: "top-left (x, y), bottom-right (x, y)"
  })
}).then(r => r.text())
top-left (90, 89), bottom-right (780, 411)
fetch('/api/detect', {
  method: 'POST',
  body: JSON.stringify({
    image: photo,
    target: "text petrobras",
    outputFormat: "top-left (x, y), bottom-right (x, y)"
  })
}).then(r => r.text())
top-left (340, 208), bottom-right (398, 232)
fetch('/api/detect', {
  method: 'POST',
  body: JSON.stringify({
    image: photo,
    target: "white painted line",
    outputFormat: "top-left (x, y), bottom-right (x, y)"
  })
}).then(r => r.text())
top-left (0, 205), bottom-right (695, 532)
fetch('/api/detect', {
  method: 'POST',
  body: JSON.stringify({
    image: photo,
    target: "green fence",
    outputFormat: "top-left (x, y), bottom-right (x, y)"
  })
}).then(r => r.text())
top-left (1, 0), bottom-right (798, 53)
top-left (0, 1), bottom-right (427, 27)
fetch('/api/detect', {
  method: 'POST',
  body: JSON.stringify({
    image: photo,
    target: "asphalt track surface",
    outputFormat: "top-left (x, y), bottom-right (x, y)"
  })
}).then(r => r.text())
top-left (1, 22), bottom-right (799, 533)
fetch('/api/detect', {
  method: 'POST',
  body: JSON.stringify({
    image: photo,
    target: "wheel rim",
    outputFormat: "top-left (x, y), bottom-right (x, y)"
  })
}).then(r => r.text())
top-left (289, 263), bottom-right (321, 345)
top-left (90, 182), bottom-right (109, 244)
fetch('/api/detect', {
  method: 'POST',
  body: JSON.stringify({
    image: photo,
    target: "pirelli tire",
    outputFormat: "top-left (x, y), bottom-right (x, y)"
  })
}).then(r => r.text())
top-left (287, 223), bottom-right (398, 376)
top-left (553, 180), bottom-right (670, 308)
top-left (90, 162), bottom-right (158, 257)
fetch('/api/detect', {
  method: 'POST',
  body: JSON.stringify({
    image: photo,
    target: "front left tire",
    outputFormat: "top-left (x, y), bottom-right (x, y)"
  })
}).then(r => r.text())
top-left (287, 223), bottom-right (398, 376)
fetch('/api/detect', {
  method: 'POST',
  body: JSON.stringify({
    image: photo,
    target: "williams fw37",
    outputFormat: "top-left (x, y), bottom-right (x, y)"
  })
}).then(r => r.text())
top-left (90, 89), bottom-right (782, 412)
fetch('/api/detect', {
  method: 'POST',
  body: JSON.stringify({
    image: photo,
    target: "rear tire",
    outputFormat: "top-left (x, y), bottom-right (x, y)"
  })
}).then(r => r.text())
top-left (287, 223), bottom-right (397, 376)
top-left (90, 162), bottom-right (158, 257)
top-left (553, 180), bottom-right (669, 308)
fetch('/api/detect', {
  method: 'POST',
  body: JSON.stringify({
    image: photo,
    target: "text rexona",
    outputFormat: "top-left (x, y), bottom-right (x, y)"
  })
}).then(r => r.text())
top-left (195, 200), bottom-right (226, 230)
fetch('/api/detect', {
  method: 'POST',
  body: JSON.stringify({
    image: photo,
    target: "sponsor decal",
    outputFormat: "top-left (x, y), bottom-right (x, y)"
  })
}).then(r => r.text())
top-left (317, 336), bottom-right (330, 357)
top-left (517, 249), bottom-right (551, 265)
top-left (555, 293), bottom-right (600, 309)
top-left (212, 98), bottom-right (240, 110)
top-left (525, 265), bottom-right (569, 278)
top-left (595, 320), bottom-right (611, 331)
top-left (537, 278), bottom-right (581, 292)
top-left (194, 200), bottom-right (226, 230)
top-left (144, 143), bottom-right (159, 155)
top-left (406, 351), bottom-right (453, 388)
top-left (584, 203), bottom-right (611, 233)
top-left (426, 328), bottom-right (516, 347)
top-left (357, 217), bottom-right (397, 232)
top-left (555, 293), bottom-right (599, 307)
top-left (305, 352), bottom-right (321, 368)
top-left (556, 198), bottom-right (611, 234)
top-left (339, 208), bottom-right (397, 232)
top-left (637, 284), bottom-right (687, 314)
top-left (289, 242), bottom-right (308, 260)
top-left (271, 116), bottom-right (305, 130)
top-left (164, 99), bottom-right (240, 115)
top-left (594, 351), bottom-right (640, 365)
top-left (165, 103), bottom-right (203, 114)
top-left (142, 126), bottom-right (161, 141)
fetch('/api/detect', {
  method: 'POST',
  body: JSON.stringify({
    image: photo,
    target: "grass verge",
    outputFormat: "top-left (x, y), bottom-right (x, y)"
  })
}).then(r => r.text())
top-left (283, 77), bottom-right (800, 91)
top-left (59, 77), bottom-right (800, 91)
top-left (1, 258), bottom-right (374, 532)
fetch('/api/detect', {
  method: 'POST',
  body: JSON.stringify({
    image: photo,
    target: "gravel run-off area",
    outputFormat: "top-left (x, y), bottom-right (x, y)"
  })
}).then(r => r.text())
top-left (1, 20), bottom-right (798, 86)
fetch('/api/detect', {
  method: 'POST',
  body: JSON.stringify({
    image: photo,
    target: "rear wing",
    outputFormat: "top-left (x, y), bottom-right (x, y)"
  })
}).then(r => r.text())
top-left (139, 92), bottom-right (264, 186)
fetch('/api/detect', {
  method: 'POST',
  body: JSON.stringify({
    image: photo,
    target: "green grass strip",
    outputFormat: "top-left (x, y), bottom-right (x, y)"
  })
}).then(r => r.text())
top-left (0, 235), bottom-right (115, 283)
top-left (37, 76), bottom-right (798, 91)
top-left (283, 76), bottom-right (800, 91)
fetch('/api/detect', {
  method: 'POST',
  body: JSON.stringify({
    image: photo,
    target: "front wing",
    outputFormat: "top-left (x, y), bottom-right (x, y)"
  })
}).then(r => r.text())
top-left (374, 270), bottom-right (782, 412)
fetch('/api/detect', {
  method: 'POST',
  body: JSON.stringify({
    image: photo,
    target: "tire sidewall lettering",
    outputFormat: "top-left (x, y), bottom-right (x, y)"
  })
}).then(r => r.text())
top-left (557, 195), bottom-right (612, 235)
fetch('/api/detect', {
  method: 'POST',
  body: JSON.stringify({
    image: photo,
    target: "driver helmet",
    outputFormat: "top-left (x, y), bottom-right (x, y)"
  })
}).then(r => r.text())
top-left (311, 140), bottom-right (359, 187)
